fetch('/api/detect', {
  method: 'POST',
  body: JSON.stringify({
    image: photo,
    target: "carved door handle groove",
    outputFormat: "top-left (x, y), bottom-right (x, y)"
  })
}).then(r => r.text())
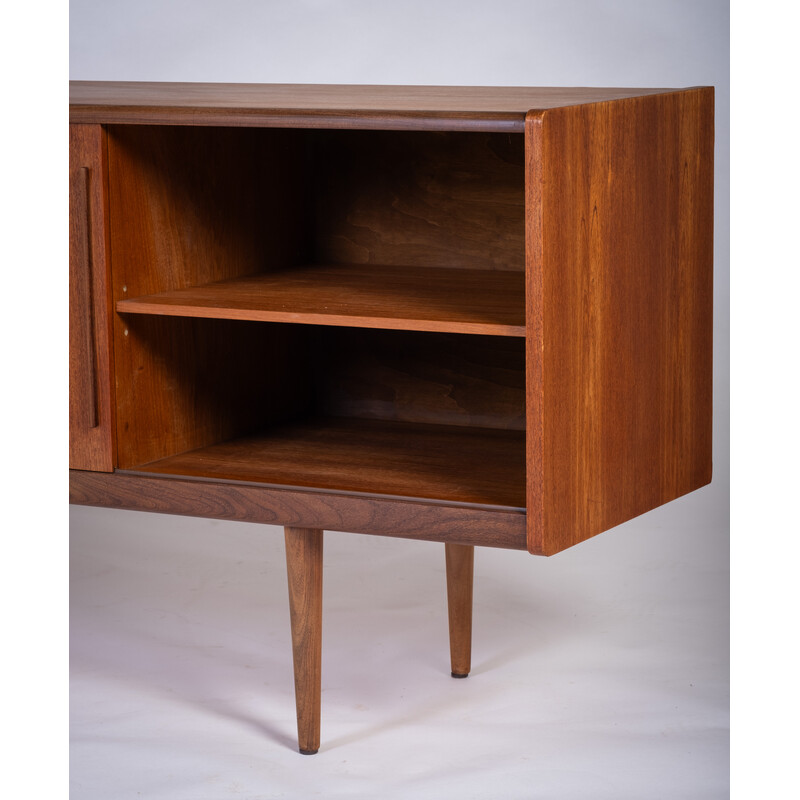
top-left (73, 165), bottom-right (98, 429)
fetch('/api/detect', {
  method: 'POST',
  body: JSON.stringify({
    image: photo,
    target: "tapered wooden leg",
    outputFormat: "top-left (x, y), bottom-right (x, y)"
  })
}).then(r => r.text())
top-left (445, 543), bottom-right (474, 678)
top-left (284, 527), bottom-right (323, 755)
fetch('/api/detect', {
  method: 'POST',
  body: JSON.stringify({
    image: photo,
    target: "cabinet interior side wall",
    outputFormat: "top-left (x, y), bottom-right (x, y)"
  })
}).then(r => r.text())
top-left (107, 126), bottom-right (311, 468)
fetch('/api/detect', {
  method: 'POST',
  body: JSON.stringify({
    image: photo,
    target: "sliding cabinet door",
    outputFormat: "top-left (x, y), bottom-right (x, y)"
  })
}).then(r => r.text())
top-left (69, 124), bottom-right (115, 470)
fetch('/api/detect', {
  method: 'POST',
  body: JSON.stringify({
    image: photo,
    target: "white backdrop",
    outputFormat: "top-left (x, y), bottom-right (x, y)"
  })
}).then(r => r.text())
top-left (69, 2), bottom-right (729, 798)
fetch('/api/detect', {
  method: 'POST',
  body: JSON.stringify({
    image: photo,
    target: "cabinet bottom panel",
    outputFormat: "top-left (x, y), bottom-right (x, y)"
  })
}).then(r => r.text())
top-left (128, 416), bottom-right (525, 510)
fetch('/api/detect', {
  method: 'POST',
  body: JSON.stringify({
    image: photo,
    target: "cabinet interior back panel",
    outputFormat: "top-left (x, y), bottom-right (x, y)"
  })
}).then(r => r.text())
top-left (311, 130), bottom-right (525, 270)
top-left (316, 328), bottom-right (525, 430)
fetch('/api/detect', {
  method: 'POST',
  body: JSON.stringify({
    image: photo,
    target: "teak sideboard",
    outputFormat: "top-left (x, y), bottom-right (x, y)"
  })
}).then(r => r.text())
top-left (69, 82), bottom-right (713, 754)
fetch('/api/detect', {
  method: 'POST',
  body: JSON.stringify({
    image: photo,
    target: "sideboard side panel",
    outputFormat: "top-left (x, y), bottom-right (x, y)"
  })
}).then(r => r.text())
top-left (69, 124), bottom-right (116, 471)
top-left (525, 88), bottom-right (714, 555)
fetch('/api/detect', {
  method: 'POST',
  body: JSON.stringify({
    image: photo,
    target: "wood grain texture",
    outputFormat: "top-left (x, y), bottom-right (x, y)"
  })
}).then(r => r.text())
top-left (285, 527), bottom-right (323, 755)
top-left (116, 264), bottom-right (525, 336)
top-left (445, 544), bottom-right (474, 677)
top-left (312, 131), bottom-right (524, 270)
top-left (113, 317), bottom-right (313, 469)
top-left (69, 470), bottom-right (527, 549)
top-left (70, 82), bottom-right (680, 131)
top-left (69, 124), bottom-right (115, 471)
top-left (317, 329), bottom-right (525, 431)
top-left (106, 125), bottom-right (307, 296)
top-left (106, 125), bottom-right (310, 468)
top-left (525, 88), bottom-right (714, 556)
top-left (132, 417), bottom-right (525, 510)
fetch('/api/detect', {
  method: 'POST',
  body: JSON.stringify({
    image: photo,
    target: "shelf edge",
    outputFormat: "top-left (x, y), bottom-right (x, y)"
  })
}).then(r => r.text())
top-left (115, 299), bottom-right (526, 337)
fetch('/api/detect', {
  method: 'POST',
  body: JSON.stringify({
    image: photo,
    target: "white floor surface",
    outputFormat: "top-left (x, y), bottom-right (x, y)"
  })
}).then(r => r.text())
top-left (70, 492), bottom-right (728, 799)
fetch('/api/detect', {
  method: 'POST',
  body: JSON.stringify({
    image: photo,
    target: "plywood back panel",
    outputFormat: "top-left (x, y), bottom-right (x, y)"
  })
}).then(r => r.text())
top-left (312, 131), bottom-right (525, 270)
top-left (316, 328), bottom-right (525, 430)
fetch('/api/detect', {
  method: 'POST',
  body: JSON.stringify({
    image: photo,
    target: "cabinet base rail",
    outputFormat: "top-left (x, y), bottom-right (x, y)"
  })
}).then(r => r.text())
top-left (69, 469), bottom-right (529, 550)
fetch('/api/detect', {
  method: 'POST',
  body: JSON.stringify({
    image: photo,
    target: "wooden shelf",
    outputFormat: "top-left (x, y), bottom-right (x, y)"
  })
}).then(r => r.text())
top-left (129, 417), bottom-right (526, 510)
top-left (116, 264), bottom-right (525, 337)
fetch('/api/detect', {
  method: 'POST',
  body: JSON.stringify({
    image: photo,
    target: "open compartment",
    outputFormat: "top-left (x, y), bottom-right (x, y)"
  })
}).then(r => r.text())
top-left (107, 125), bottom-right (526, 335)
top-left (115, 323), bottom-right (526, 510)
top-left (107, 123), bottom-right (527, 511)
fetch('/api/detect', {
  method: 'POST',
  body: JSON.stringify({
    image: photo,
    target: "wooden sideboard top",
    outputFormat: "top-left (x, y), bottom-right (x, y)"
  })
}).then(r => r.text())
top-left (69, 81), bottom-right (688, 131)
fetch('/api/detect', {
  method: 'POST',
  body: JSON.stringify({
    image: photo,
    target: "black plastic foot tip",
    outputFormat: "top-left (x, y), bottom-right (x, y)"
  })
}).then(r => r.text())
top-left (451, 671), bottom-right (469, 679)
top-left (299, 748), bottom-right (319, 755)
